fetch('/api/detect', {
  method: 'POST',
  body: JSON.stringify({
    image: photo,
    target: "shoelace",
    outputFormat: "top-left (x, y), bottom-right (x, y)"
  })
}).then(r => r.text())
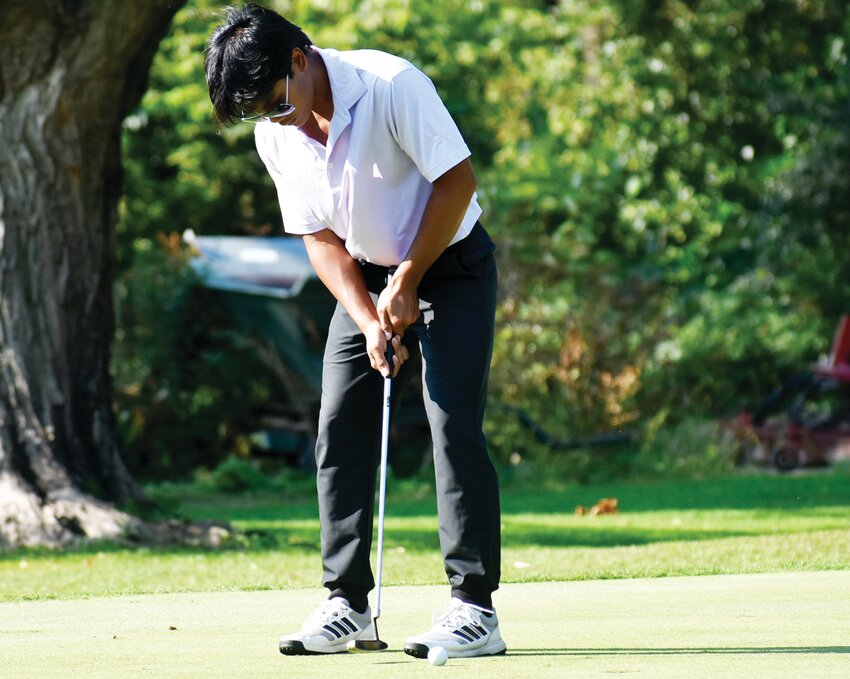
top-left (304, 599), bottom-right (350, 629)
top-left (433, 600), bottom-right (484, 630)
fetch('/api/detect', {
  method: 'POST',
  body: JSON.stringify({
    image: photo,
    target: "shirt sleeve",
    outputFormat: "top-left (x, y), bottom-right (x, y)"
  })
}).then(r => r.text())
top-left (254, 125), bottom-right (327, 235)
top-left (387, 68), bottom-right (472, 183)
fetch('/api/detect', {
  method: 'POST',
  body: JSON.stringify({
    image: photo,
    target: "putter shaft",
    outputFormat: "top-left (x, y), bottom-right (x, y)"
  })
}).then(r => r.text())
top-left (348, 271), bottom-right (395, 653)
top-left (374, 374), bottom-right (391, 621)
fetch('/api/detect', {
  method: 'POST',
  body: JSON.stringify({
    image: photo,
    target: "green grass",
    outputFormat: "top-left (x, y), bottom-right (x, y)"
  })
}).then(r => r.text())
top-left (1, 468), bottom-right (849, 601)
top-left (2, 575), bottom-right (849, 678)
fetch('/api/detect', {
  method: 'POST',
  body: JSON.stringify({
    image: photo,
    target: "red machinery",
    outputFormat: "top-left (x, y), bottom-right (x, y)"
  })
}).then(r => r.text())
top-left (730, 315), bottom-right (850, 471)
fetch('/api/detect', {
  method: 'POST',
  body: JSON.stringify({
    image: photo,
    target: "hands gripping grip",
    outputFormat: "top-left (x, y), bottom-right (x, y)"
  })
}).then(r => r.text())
top-left (384, 267), bottom-right (397, 375)
top-left (385, 337), bottom-right (395, 369)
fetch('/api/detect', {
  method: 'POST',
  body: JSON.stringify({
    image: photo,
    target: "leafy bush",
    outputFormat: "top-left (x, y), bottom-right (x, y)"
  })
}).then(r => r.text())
top-left (631, 414), bottom-right (739, 480)
top-left (118, 0), bottom-right (850, 478)
top-left (482, 0), bottom-right (850, 450)
top-left (112, 236), bottom-right (285, 480)
top-left (193, 456), bottom-right (272, 494)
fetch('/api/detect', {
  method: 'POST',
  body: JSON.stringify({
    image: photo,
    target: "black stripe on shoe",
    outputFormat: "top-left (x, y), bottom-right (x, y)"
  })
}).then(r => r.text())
top-left (452, 628), bottom-right (476, 642)
top-left (323, 624), bottom-right (343, 639)
top-left (330, 621), bottom-right (349, 636)
top-left (338, 617), bottom-right (358, 634)
top-left (460, 625), bottom-right (484, 640)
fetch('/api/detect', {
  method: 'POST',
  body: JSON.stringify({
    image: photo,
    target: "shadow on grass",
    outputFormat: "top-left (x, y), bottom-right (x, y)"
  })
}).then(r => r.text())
top-left (158, 470), bottom-right (850, 519)
top-left (508, 646), bottom-right (850, 656)
top-left (0, 524), bottom-right (763, 565)
top-left (2, 471), bottom-right (848, 561)
top-left (228, 523), bottom-right (758, 552)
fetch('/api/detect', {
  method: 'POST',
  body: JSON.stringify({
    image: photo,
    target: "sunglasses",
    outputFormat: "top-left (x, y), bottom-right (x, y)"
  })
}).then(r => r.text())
top-left (240, 76), bottom-right (295, 123)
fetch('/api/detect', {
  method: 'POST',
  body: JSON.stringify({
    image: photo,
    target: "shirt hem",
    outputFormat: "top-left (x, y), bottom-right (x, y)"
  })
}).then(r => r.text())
top-left (423, 148), bottom-right (472, 184)
top-left (282, 223), bottom-right (327, 236)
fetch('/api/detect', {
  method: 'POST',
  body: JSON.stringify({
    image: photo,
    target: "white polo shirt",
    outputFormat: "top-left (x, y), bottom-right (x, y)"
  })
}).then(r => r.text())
top-left (254, 47), bottom-right (482, 266)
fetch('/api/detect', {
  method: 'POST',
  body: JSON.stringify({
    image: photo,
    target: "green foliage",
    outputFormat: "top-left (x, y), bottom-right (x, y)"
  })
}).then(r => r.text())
top-left (631, 414), bottom-right (738, 479)
top-left (118, 0), bottom-right (850, 476)
top-left (112, 237), bottom-right (284, 480)
top-left (192, 456), bottom-right (272, 494)
top-left (188, 456), bottom-right (317, 495)
top-left (119, 1), bottom-right (280, 272)
top-left (482, 0), bottom-right (850, 449)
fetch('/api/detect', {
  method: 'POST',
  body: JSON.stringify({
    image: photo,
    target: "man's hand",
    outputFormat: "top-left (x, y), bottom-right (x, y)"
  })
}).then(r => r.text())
top-left (365, 321), bottom-right (409, 378)
top-left (377, 275), bottom-right (420, 338)
top-left (302, 230), bottom-right (410, 378)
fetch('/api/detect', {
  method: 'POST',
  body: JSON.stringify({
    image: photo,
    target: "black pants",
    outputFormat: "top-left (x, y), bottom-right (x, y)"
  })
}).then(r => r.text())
top-left (316, 223), bottom-right (501, 610)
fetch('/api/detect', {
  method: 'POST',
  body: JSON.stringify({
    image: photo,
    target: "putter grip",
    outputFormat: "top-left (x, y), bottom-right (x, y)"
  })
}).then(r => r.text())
top-left (384, 266), bottom-right (397, 373)
top-left (385, 338), bottom-right (395, 368)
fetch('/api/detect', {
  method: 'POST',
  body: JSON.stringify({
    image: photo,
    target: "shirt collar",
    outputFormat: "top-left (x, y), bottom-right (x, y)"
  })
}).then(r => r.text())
top-left (314, 47), bottom-right (367, 146)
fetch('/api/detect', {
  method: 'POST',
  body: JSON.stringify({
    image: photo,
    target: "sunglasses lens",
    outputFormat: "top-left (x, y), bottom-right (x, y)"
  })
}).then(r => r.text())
top-left (270, 104), bottom-right (295, 119)
top-left (240, 102), bottom-right (294, 123)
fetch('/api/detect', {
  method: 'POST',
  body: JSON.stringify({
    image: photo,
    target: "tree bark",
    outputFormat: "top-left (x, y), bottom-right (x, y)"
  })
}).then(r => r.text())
top-left (0, 0), bottom-right (199, 548)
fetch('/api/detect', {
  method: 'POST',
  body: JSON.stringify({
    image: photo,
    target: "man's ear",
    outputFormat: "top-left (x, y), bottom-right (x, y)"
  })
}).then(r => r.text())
top-left (291, 47), bottom-right (308, 73)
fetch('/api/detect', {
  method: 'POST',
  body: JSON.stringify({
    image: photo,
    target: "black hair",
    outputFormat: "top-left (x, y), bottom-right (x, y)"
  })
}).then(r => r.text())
top-left (204, 4), bottom-right (312, 125)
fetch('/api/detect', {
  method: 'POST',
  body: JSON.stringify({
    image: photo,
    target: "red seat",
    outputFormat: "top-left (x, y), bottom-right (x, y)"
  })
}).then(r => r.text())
top-left (813, 314), bottom-right (850, 382)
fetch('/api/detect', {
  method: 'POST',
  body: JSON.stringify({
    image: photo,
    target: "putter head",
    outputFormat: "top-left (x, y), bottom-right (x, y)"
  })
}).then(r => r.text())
top-left (346, 619), bottom-right (388, 652)
top-left (346, 638), bottom-right (389, 652)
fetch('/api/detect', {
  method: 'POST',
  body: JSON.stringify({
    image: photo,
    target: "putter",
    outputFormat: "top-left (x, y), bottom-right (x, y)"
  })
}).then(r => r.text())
top-left (347, 274), bottom-right (396, 653)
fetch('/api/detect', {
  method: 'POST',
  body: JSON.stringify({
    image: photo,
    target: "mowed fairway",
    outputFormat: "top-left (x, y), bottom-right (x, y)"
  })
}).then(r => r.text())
top-left (1, 572), bottom-right (848, 679)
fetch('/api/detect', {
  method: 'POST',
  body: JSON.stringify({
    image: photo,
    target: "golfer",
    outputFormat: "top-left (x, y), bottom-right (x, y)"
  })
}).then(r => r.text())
top-left (205, 4), bottom-right (504, 659)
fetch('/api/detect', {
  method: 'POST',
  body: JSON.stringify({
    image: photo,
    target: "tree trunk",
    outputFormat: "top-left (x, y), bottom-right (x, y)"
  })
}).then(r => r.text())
top-left (0, 0), bottom-right (197, 548)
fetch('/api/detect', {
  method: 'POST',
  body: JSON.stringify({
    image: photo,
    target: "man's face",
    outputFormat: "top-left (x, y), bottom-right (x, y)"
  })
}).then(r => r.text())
top-left (243, 48), bottom-right (312, 127)
top-left (240, 75), bottom-right (296, 124)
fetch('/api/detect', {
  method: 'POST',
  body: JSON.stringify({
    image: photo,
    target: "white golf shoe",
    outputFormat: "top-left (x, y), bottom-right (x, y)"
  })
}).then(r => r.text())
top-left (403, 598), bottom-right (507, 658)
top-left (279, 597), bottom-right (375, 655)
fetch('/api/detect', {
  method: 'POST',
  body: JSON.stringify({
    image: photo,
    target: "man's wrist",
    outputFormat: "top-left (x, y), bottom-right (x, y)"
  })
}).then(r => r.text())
top-left (392, 260), bottom-right (424, 292)
top-left (359, 317), bottom-right (384, 338)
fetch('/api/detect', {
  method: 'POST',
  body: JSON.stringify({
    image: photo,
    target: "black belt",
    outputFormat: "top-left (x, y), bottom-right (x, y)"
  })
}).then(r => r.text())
top-left (358, 222), bottom-right (493, 291)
